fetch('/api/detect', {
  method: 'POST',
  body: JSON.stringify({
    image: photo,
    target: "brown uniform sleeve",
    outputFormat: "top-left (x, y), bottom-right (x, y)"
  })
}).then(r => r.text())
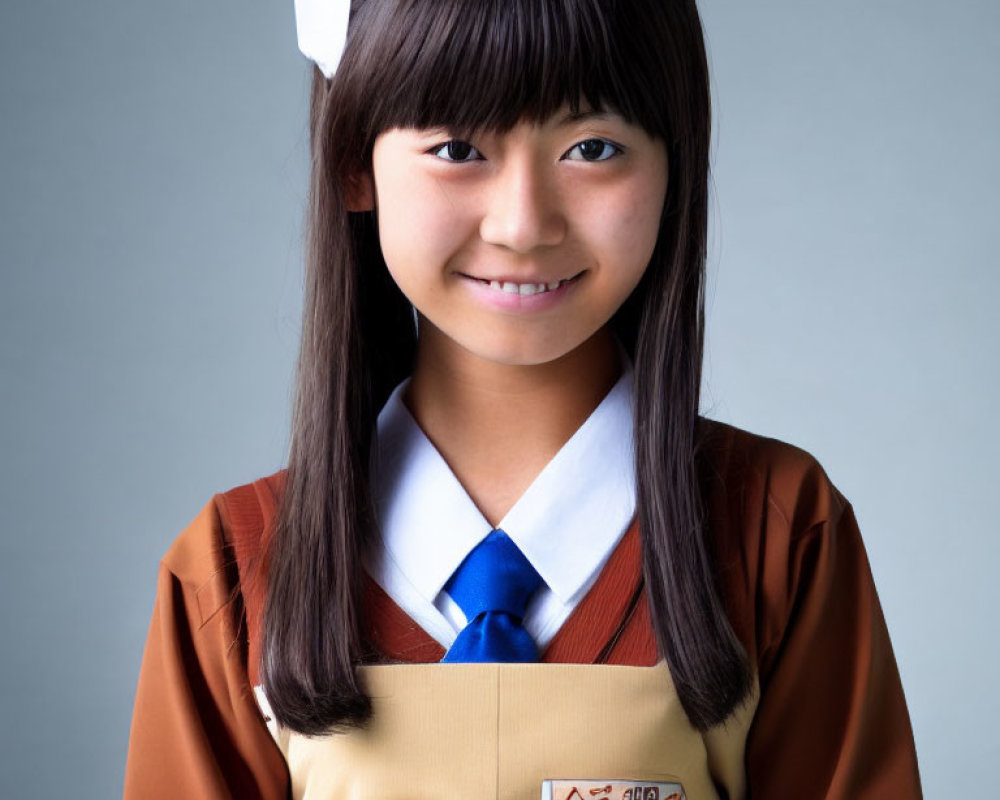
top-left (123, 499), bottom-right (289, 800)
top-left (745, 482), bottom-right (922, 798)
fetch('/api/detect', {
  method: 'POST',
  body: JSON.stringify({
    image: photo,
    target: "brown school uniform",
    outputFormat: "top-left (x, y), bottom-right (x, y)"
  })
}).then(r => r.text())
top-left (123, 419), bottom-right (923, 799)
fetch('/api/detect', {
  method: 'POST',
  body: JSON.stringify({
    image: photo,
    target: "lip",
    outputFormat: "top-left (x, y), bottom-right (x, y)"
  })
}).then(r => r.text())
top-left (456, 270), bottom-right (585, 312)
top-left (458, 271), bottom-right (583, 286)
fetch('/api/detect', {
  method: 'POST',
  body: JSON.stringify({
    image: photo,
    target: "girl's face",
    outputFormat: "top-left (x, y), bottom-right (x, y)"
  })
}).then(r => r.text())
top-left (367, 108), bottom-right (669, 369)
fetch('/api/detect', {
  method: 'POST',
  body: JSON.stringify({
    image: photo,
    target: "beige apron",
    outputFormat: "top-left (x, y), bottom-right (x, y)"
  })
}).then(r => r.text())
top-left (277, 661), bottom-right (758, 800)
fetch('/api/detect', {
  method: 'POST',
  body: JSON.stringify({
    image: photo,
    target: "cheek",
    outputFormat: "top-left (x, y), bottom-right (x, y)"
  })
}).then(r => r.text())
top-left (374, 171), bottom-right (419, 259)
top-left (585, 182), bottom-right (664, 281)
top-left (376, 174), bottom-right (473, 280)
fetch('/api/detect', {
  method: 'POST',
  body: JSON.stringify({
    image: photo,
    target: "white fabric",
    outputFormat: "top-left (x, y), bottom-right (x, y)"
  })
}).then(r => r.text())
top-left (369, 364), bottom-right (637, 650)
top-left (294, 0), bottom-right (351, 79)
top-left (253, 685), bottom-right (280, 741)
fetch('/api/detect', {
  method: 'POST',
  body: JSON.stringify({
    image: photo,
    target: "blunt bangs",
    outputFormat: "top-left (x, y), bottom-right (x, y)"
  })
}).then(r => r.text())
top-left (338, 0), bottom-right (675, 148)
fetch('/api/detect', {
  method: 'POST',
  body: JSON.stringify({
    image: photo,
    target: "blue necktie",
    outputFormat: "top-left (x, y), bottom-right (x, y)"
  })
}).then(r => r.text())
top-left (441, 529), bottom-right (543, 663)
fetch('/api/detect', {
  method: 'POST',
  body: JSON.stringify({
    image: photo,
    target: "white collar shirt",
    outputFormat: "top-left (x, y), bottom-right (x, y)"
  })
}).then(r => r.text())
top-left (367, 364), bottom-right (637, 651)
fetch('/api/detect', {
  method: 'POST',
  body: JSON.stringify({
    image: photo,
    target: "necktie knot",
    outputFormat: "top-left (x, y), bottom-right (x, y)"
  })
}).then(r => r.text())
top-left (441, 529), bottom-right (543, 663)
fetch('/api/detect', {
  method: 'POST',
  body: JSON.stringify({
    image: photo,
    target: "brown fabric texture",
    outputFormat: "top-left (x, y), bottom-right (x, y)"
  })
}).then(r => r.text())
top-left (123, 419), bottom-right (922, 799)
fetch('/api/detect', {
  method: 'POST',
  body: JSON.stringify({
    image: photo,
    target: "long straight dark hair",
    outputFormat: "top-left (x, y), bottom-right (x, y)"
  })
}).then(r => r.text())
top-left (262, 0), bottom-right (752, 735)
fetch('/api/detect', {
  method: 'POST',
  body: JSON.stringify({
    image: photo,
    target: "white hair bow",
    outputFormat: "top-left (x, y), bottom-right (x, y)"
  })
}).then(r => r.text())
top-left (294, 0), bottom-right (351, 79)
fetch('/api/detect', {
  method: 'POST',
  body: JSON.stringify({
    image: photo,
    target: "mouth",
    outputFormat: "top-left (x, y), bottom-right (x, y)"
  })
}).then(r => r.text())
top-left (458, 270), bottom-right (585, 297)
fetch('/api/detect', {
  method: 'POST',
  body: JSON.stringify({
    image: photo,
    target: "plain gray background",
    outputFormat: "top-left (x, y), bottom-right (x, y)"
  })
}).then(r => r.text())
top-left (1, 0), bottom-right (996, 796)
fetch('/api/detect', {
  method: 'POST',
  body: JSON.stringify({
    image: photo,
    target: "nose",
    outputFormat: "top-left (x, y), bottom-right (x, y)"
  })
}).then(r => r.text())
top-left (478, 157), bottom-right (566, 253)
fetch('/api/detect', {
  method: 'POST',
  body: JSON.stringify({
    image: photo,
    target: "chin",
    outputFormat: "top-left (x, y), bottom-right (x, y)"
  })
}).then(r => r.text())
top-left (482, 346), bottom-right (577, 369)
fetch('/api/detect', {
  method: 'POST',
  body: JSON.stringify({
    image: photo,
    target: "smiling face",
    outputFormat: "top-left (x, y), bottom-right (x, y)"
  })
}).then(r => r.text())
top-left (366, 109), bottom-right (669, 369)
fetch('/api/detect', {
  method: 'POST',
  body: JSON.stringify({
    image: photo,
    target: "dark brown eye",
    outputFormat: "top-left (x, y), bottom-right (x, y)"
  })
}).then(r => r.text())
top-left (431, 140), bottom-right (481, 162)
top-left (447, 141), bottom-right (473, 161)
top-left (566, 138), bottom-right (619, 162)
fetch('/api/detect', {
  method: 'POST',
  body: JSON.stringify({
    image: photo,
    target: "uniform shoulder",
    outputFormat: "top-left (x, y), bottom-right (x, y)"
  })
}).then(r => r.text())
top-left (697, 419), bottom-right (857, 667)
top-left (698, 417), bottom-right (847, 534)
top-left (213, 468), bottom-right (288, 558)
top-left (158, 470), bottom-right (287, 674)
top-left (160, 468), bottom-right (288, 588)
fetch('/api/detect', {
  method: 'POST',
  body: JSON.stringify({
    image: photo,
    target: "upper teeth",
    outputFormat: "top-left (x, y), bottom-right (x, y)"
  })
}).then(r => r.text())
top-left (489, 279), bottom-right (566, 295)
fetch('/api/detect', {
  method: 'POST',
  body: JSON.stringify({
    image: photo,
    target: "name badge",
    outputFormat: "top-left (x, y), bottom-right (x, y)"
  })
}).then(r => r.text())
top-left (541, 780), bottom-right (686, 800)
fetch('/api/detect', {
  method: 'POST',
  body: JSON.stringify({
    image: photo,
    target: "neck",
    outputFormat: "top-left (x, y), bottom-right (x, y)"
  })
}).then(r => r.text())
top-left (404, 324), bottom-right (623, 526)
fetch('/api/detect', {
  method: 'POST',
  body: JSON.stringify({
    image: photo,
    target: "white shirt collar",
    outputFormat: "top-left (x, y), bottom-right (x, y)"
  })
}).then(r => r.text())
top-left (371, 362), bottom-right (636, 610)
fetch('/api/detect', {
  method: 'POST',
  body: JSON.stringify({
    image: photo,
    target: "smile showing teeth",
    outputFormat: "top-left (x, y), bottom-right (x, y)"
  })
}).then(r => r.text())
top-left (484, 278), bottom-right (570, 296)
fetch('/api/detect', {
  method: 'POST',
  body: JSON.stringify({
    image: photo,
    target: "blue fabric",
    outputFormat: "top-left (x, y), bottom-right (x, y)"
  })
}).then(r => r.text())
top-left (441, 529), bottom-right (543, 663)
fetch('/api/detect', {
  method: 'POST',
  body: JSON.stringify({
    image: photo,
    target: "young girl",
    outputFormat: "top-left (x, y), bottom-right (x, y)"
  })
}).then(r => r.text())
top-left (124, 1), bottom-right (922, 797)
